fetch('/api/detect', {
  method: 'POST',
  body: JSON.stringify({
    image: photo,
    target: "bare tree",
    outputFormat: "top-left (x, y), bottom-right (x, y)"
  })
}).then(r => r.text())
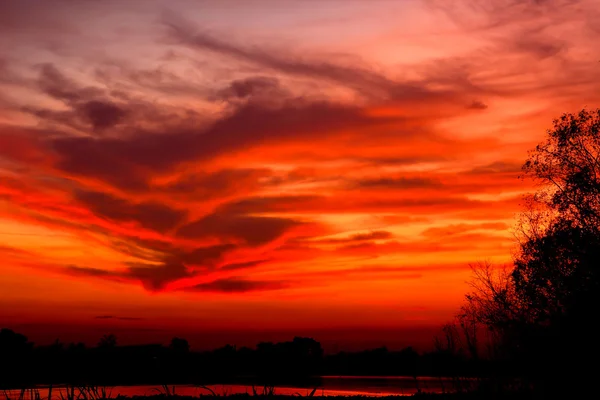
top-left (97, 334), bottom-right (117, 349)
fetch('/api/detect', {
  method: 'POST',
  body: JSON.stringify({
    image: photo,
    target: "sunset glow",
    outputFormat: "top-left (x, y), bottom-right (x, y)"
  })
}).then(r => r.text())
top-left (1, 0), bottom-right (599, 350)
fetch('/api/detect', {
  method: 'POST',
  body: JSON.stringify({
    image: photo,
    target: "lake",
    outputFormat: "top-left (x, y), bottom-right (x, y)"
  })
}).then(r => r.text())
top-left (3, 376), bottom-right (469, 398)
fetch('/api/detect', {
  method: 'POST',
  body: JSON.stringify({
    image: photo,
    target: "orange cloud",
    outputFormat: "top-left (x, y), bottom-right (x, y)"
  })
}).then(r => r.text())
top-left (1, 0), bottom-right (599, 348)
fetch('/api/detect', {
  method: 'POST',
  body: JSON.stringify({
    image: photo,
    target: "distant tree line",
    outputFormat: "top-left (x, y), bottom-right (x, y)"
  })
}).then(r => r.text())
top-left (0, 329), bottom-right (489, 389)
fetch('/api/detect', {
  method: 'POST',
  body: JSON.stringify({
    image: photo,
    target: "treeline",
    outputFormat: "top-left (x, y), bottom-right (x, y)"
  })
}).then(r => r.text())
top-left (0, 329), bottom-right (490, 389)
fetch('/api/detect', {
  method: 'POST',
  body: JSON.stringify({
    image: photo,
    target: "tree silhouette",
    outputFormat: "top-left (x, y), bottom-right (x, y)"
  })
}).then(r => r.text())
top-left (97, 334), bottom-right (117, 349)
top-left (0, 329), bottom-right (33, 388)
top-left (0, 328), bottom-right (32, 355)
top-left (169, 337), bottom-right (190, 353)
top-left (463, 109), bottom-right (600, 395)
top-left (523, 109), bottom-right (600, 228)
top-left (515, 110), bottom-right (600, 323)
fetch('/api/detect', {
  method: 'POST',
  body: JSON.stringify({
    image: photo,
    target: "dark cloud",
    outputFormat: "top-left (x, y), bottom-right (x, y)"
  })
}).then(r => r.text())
top-left (513, 34), bottom-right (565, 59)
top-left (335, 236), bottom-right (479, 255)
top-left (108, 238), bottom-right (239, 272)
top-left (23, 100), bottom-right (126, 133)
top-left (77, 100), bottom-right (127, 131)
top-left (421, 222), bottom-right (509, 238)
top-left (65, 262), bottom-right (193, 291)
top-left (101, 65), bottom-right (208, 98)
top-left (312, 231), bottom-right (393, 245)
top-left (74, 190), bottom-right (187, 233)
top-left (126, 261), bottom-right (192, 291)
top-left (66, 265), bottom-right (113, 277)
top-left (350, 231), bottom-right (393, 241)
top-left (51, 137), bottom-right (150, 191)
top-left (50, 101), bottom-right (388, 191)
top-left (466, 100), bottom-right (488, 110)
top-left (219, 259), bottom-right (270, 271)
top-left (360, 156), bottom-right (448, 166)
top-left (356, 177), bottom-right (443, 190)
top-left (197, 101), bottom-right (384, 155)
top-left (94, 315), bottom-right (144, 321)
top-left (214, 76), bottom-right (285, 101)
top-left (217, 195), bottom-right (323, 214)
top-left (65, 243), bottom-right (255, 291)
top-left (0, 244), bottom-right (33, 256)
top-left (105, 236), bottom-right (175, 264)
top-left (25, 64), bottom-right (128, 132)
top-left (184, 277), bottom-right (287, 293)
top-left (37, 63), bottom-right (104, 103)
top-left (176, 211), bottom-right (301, 246)
top-left (467, 161), bottom-right (522, 175)
top-left (159, 168), bottom-right (269, 199)
top-left (176, 244), bottom-right (237, 266)
top-left (20, 107), bottom-right (82, 131)
top-left (31, 63), bottom-right (205, 136)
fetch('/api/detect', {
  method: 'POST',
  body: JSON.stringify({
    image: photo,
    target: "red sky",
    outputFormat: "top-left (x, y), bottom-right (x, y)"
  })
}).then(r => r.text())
top-left (1, 0), bottom-right (599, 351)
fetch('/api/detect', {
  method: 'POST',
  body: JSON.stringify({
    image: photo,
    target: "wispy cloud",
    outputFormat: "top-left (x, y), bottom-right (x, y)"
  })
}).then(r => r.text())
top-left (184, 277), bottom-right (288, 293)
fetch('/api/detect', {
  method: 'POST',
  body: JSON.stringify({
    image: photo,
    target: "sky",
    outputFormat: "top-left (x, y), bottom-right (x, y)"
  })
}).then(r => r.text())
top-left (1, 0), bottom-right (599, 351)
